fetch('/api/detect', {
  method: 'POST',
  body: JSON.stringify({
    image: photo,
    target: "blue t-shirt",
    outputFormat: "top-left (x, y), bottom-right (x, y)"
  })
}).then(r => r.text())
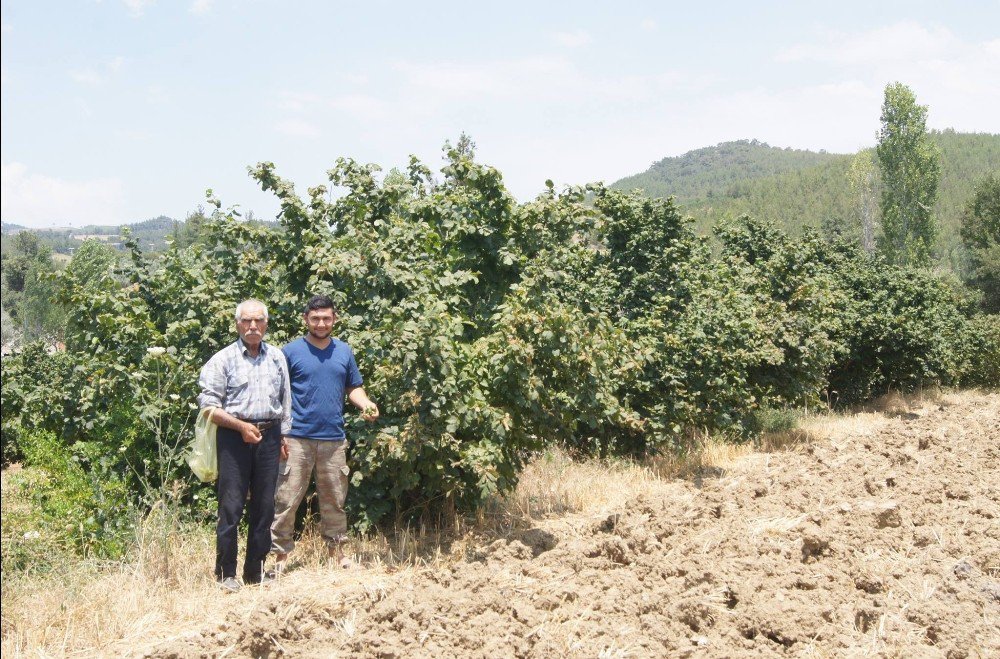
top-left (282, 337), bottom-right (363, 440)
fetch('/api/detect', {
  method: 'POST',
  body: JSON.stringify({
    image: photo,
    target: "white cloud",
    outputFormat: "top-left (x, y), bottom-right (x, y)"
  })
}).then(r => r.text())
top-left (640, 19), bottom-right (657, 32)
top-left (122, 0), bottom-right (155, 17)
top-left (75, 98), bottom-right (94, 117)
top-left (115, 128), bottom-right (152, 141)
top-left (328, 94), bottom-right (390, 121)
top-left (553, 29), bottom-right (592, 48)
top-left (394, 56), bottom-right (577, 100)
top-left (146, 85), bottom-right (169, 104)
top-left (190, 0), bottom-right (213, 15)
top-left (71, 68), bottom-right (104, 85)
top-left (778, 21), bottom-right (954, 64)
top-left (70, 57), bottom-right (126, 85)
top-left (275, 119), bottom-right (322, 138)
top-left (274, 91), bottom-right (389, 129)
top-left (277, 91), bottom-right (324, 112)
top-left (393, 56), bottom-right (696, 109)
top-left (774, 21), bottom-right (1000, 135)
top-left (2, 162), bottom-right (126, 227)
top-left (342, 72), bottom-right (369, 85)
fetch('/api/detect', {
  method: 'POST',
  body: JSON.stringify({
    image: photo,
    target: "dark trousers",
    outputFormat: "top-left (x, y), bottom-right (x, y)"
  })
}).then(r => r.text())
top-left (215, 425), bottom-right (281, 582)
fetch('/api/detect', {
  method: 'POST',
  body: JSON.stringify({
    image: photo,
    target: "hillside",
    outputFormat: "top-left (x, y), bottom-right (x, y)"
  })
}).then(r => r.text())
top-left (613, 131), bottom-right (1000, 270)
top-left (613, 139), bottom-right (846, 203)
top-left (0, 215), bottom-right (179, 255)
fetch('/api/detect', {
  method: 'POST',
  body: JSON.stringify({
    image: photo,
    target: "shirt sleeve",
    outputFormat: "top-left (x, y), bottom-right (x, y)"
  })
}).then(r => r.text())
top-left (198, 351), bottom-right (226, 409)
top-left (346, 349), bottom-right (364, 389)
top-left (279, 350), bottom-right (293, 435)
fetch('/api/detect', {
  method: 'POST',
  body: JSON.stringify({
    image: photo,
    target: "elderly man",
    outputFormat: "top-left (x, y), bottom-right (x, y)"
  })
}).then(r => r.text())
top-left (198, 299), bottom-right (291, 592)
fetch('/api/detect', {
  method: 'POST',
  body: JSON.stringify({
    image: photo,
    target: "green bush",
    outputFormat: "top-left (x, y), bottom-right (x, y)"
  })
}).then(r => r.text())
top-left (961, 314), bottom-right (1000, 387)
top-left (13, 428), bottom-right (134, 560)
top-left (825, 246), bottom-right (975, 403)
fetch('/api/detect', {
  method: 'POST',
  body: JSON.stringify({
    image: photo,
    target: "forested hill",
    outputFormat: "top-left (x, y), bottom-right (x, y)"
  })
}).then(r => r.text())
top-left (612, 131), bottom-right (1000, 269)
top-left (612, 139), bottom-right (846, 202)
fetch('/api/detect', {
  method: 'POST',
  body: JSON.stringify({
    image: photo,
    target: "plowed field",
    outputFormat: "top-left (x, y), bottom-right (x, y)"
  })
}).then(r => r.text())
top-left (138, 392), bottom-right (998, 656)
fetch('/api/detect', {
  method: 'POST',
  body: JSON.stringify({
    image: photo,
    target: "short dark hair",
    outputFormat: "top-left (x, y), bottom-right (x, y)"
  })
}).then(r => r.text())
top-left (304, 294), bottom-right (337, 314)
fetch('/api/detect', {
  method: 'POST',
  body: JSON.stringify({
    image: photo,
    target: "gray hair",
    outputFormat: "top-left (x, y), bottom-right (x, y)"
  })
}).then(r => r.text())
top-left (235, 299), bottom-right (269, 322)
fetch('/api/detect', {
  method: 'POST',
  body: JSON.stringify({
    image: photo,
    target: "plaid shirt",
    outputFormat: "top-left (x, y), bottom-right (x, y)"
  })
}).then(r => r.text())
top-left (198, 339), bottom-right (292, 434)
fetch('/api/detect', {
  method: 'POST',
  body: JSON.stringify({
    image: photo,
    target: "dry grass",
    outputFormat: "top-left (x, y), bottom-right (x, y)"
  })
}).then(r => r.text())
top-left (500, 449), bottom-right (666, 520)
top-left (1, 388), bottom-right (988, 657)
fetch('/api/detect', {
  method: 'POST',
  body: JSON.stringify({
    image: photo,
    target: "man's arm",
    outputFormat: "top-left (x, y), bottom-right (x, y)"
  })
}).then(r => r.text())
top-left (347, 387), bottom-right (379, 421)
top-left (278, 351), bottom-right (292, 435)
top-left (278, 350), bottom-right (293, 459)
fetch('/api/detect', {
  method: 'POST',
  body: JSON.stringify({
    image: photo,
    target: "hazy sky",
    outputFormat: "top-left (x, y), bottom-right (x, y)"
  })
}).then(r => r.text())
top-left (2, 1), bottom-right (999, 228)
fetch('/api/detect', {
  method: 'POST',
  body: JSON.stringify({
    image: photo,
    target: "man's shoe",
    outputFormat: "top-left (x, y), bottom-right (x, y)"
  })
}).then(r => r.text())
top-left (244, 571), bottom-right (277, 586)
top-left (328, 545), bottom-right (352, 569)
top-left (219, 577), bottom-right (242, 593)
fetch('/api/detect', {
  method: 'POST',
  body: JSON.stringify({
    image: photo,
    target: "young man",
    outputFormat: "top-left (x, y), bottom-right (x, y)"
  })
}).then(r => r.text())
top-left (198, 299), bottom-right (291, 592)
top-left (271, 294), bottom-right (378, 569)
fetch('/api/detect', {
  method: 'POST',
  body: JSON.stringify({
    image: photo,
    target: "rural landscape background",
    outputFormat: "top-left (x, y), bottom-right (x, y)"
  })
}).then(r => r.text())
top-left (2, 2), bottom-right (999, 657)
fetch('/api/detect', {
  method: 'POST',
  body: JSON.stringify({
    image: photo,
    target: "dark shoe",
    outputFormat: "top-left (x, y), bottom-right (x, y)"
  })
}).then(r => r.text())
top-left (245, 571), bottom-right (277, 586)
top-left (219, 577), bottom-right (241, 593)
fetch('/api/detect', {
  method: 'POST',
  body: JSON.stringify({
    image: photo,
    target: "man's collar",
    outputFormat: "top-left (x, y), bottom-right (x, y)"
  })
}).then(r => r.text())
top-left (237, 337), bottom-right (268, 356)
top-left (304, 335), bottom-right (335, 350)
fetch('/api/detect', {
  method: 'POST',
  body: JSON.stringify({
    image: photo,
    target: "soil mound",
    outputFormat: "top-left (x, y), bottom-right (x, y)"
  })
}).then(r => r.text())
top-left (145, 394), bottom-right (999, 657)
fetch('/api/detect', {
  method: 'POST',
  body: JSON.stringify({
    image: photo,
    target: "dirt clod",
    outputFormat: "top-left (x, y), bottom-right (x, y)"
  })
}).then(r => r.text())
top-left (952, 560), bottom-right (975, 580)
top-left (876, 502), bottom-right (902, 528)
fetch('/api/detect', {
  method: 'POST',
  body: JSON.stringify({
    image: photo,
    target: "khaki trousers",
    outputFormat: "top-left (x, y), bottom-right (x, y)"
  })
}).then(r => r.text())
top-left (271, 437), bottom-right (349, 553)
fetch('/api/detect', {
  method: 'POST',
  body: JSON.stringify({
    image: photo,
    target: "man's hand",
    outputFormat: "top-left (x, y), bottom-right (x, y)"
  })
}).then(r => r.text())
top-left (240, 422), bottom-right (263, 444)
top-left (347, 387), bottom-right (379, 422)
top-left (362, 403), bottom-right (380, 422)
top-left (280, 437), bottom-right (289, 460)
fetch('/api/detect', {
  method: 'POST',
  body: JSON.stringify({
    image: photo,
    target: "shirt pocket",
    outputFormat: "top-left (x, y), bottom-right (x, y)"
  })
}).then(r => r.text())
top-left (227, 374), bottom-right (250, 400)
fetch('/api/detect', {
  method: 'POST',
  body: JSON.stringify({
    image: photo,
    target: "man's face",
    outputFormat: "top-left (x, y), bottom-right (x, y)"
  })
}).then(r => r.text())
top-left (304, 307), bottom-right (336, 340)
top-left (237, 305), bottom-right (268, 347)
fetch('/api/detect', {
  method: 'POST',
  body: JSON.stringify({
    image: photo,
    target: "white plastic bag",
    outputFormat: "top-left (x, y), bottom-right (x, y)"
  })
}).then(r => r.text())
top-left (188, 408), bottom-right (218, 482)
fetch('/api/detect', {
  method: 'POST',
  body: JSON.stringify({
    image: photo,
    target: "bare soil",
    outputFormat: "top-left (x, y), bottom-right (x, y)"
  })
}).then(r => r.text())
top-left (144, 393), bottom-right (999, 658)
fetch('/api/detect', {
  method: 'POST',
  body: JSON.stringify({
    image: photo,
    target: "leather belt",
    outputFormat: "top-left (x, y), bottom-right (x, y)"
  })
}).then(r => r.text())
top-left (246, 419), bottom-right (277, 431)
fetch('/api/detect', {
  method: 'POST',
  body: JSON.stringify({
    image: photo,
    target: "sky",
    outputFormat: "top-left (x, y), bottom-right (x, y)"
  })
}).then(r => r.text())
top-left (2, 1), bottom-right (999, 229)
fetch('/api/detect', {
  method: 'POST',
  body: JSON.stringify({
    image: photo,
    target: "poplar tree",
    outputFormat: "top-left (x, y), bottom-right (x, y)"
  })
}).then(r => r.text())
top-left (876, 83), bottom-right (941, 266)
top-left (848, 150), bottom-right (880, 253)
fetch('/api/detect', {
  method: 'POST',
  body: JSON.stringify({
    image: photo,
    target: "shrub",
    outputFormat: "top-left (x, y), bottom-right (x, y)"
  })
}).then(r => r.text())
top-left (14, 428), bottom-right (134, 560)
top-left (826, 246), bottom-right (974, 403)
top-left (961, 314), bottom-right (1000, 388)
